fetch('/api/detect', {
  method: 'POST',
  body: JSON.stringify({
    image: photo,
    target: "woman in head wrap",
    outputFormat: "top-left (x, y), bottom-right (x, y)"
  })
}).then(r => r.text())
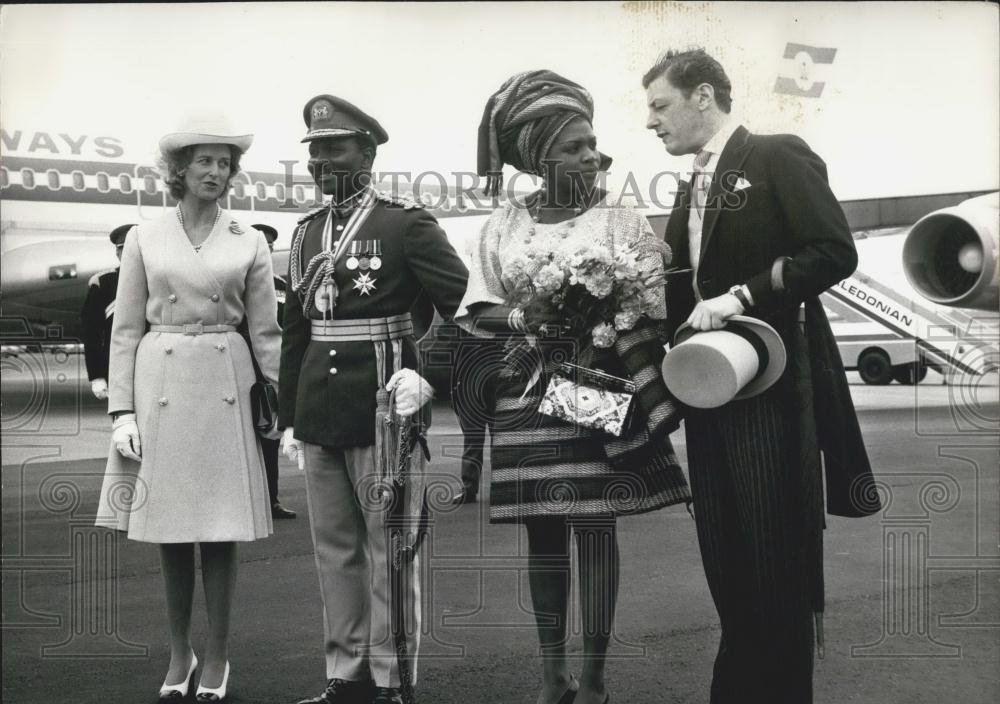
top-left (457, 71), bottom-right (691, 704)
top-left (95, 116), bottom-right (281, 703)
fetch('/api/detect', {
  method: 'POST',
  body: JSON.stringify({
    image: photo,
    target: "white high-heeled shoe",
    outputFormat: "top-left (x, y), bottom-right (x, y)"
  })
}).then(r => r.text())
top-left (158, 653), bottom-right (198, 701)
top-left (195, 661), bottom-right (230, 702)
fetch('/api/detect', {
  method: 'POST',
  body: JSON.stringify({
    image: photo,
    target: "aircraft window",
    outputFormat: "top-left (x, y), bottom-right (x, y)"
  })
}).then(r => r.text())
top-left (96, 172), bottom-right (110, 193)
top-left (21, 169), bottom-right (35, 188)
top-left (71, 171), bottom-right (85, 191)
top-left (119, 174), bottom-right (133, 193)
top-left (294, 185), bottom-right (304, 203)
top-left (256, 182), bottom-right (267, 200)
top-left (0, 167), bottom-right (8, 188)
top-left (47, 170), bottom-right (61, 190)
top-left (274, 183), bottom-right (286, 201)
top-left (234, 181), bottom-right (245, 198)
top-left (143, 175), bottom-right (157, 195)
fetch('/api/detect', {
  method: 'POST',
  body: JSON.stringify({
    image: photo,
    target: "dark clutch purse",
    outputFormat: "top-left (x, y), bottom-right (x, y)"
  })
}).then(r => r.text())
top-left (250, 381), bottom-right (278, 435)
top-left (538, 362), bottom-right (636, 437)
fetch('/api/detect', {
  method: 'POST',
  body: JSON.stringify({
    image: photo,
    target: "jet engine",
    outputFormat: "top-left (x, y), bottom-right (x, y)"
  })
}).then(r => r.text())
top-left (902, 192), bottom-right (998, 311)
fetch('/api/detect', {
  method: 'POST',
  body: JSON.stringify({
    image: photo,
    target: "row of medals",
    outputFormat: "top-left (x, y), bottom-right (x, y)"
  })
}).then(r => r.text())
top-left (316, 239), bottom-right (382, 312)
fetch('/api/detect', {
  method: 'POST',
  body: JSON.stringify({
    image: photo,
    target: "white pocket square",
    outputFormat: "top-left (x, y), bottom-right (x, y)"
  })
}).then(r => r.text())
top-left (734, 177), bottom-right (752, 191)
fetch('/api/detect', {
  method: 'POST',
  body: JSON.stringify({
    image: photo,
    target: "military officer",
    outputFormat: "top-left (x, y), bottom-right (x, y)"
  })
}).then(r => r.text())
top-left (279, 95), bottom-right (468, 704)
top-left (81, 223), bottom-right (133, 399)
top-left (250, 223), bottom-right (296, 519)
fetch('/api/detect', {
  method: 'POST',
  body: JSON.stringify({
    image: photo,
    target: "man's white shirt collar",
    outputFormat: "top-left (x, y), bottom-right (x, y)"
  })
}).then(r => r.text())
top-left (696, 118), bottom-right (740, 165)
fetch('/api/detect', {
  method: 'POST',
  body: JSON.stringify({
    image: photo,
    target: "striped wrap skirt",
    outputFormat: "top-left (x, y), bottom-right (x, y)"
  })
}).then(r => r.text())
top-left (488, 341), bottom-right (690, 524)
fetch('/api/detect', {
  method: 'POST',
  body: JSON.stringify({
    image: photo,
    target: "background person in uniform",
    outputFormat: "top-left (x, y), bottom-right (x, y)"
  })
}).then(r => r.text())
top-left (457, 70), bottom-right (690, 704)
top-left (279, 95), bottom-right (468, 704)
top-left (644, 48), bottom-right (880, 704)
top-left (95, 117), bottom-right (282, 704)
top-left (247, 222), bottom-right (296, 519)
top-left (80, 223), bottom-right (133, 400)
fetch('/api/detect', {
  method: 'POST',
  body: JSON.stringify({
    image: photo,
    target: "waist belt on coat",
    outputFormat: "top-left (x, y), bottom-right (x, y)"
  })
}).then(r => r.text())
top-left (149, 324), bottom-right (238, 335)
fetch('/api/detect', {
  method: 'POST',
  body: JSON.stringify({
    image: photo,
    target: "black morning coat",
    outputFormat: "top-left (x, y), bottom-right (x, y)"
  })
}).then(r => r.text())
top-left (663, 125), bottom-right (880, 519)
top-left (81, 268), bottom-right (120, 381)
top-left (278, 192), bottom-right (469, 448)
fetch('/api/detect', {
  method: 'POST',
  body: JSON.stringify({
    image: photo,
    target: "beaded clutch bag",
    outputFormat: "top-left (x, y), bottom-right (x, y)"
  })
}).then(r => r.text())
top-left (538, 362), bottom-right (636, 437)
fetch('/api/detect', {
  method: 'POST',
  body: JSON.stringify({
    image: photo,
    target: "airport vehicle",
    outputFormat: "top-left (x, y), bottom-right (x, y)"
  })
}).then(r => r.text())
top-left (828, 320), bottom-right (926, 385)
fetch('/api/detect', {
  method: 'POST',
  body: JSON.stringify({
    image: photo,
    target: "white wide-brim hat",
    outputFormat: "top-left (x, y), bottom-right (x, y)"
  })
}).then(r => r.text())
top-left (662, 315), bottom-right (787, 409)
top-left (159, 114), bottom-right (253, 156)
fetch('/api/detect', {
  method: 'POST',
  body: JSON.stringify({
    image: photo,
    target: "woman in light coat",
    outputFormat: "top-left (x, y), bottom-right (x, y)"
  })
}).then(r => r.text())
top-left (96, 117), bottom-right (281, 703)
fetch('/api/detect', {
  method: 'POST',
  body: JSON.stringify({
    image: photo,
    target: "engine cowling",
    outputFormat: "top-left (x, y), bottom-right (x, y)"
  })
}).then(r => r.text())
top-left (902, 192), bottom-right (998, 311)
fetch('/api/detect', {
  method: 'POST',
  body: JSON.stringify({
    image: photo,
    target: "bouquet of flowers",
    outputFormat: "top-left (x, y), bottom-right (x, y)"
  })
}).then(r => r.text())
top-left (505, 239), bottom-right (671, 349)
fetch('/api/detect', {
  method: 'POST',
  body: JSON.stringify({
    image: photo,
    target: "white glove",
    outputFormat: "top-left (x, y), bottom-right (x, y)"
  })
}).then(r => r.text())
top-left (91, 378), bottom-right (109, 400)
top-left (112, 413), bottom-right (141, 462)
top-left (385, 368), bottom-right (434, 418)
top-left (281, 427), bottom-right (305, 470)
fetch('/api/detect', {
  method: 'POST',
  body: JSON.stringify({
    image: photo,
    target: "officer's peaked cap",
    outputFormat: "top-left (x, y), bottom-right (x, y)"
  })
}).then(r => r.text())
top-left (109, 224), bottom-right (135, 245)
top-left (301, 95), bottom-right (388, 145)
top-left (253, 224), bottom-right (278, 243)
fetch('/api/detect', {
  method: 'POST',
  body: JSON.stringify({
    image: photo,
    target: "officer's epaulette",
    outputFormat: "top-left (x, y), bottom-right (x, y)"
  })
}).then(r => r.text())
top-left (297, 204), bottom-right (329, 225)
top-left (88, 268), bottom-right (117, 287)
top-left (373, 189), bottom-right (425, 211)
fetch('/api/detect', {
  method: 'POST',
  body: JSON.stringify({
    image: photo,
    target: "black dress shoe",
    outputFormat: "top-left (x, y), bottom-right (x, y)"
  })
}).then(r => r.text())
top-left (450, 489), bottom-right (477, 505)
top-left (296, 678), bottom-right (372, 704)
top-left (371, 687), bottom-right (405, 704)
top-left (272, 502), bottom-right (297, 519)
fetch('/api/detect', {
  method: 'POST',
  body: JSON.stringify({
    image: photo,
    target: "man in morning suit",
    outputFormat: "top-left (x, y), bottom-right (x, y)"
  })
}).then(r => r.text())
top-left (643, 48), bottom-right (880, 703)
top-left (279, 95), bottom-right (469, 704)
top-left (81, 224), bottom-right (132, 400)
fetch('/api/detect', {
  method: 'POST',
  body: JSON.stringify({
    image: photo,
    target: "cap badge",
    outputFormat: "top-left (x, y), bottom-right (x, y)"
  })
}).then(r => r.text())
top-left (312, 102), bottom-right (332, 120)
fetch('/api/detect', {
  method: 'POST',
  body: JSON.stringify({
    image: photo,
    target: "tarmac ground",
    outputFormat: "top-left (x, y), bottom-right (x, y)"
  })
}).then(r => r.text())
top-left (2, 354), bottom-right (998, 703)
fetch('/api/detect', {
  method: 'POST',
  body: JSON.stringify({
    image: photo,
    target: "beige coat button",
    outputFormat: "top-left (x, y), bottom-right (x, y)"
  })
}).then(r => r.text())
top-left (216, 344), bottom-right (226, 351)
top-left (165, 348), bottom-right (173, 355)
top-left (225, 396), bottom-right (235, 404)
top-left (211, 294), bottom-right (220, 302)
top-left (168, 294), bottom-right (177, 303)
top-left (329, 368), bottom-right (338, 375)
top-left (158, 397), bottom-right (168, 406)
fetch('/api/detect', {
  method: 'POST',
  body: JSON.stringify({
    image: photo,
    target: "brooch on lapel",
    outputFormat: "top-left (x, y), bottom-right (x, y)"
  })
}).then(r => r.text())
top-left (229, 220), bottom-right (244, 235)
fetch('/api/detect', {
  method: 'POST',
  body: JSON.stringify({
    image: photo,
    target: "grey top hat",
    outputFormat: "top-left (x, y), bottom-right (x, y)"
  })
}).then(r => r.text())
top-left (661, 315), bottom-right (787, 409)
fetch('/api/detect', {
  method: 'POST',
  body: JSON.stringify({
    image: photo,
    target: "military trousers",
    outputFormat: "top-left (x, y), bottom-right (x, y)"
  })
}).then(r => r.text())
top-left (302, 442), bottom-right (421, 688)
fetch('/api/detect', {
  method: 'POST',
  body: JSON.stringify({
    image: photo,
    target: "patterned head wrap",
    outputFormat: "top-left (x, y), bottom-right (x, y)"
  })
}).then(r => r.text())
top-left (478, 70), bottom-right (613, 196)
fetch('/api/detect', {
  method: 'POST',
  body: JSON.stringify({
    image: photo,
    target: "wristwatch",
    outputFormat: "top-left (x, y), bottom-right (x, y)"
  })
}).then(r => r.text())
top-left (728, 284), bottom-right (751, 311)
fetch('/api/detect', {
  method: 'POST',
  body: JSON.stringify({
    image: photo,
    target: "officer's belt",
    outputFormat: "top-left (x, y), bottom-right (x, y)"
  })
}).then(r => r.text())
top-left (149, 324), bottom-right (238, 336)
top-left (310, 313), bottom-right (413, 342)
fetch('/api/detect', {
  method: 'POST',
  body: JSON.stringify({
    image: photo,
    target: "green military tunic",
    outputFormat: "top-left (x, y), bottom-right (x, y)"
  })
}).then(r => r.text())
top-left (278, 188), bottom-right (469, 447)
